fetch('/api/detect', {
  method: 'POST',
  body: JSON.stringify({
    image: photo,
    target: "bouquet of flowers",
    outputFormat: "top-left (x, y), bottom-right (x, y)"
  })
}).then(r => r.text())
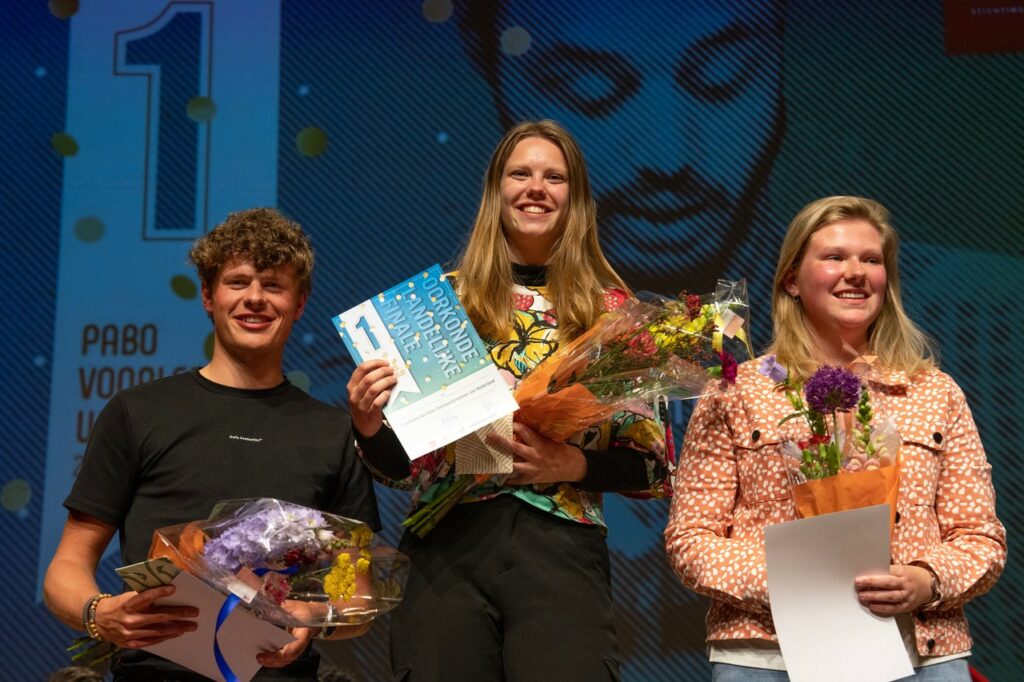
top-left (761, 358), bottom-right (901, 529)
top-left (403, 280), bottom-right (753, 536)
top-left (149, 498), bottom-right (409, 627)
top-left (513, 279), bottom-right (753, 441)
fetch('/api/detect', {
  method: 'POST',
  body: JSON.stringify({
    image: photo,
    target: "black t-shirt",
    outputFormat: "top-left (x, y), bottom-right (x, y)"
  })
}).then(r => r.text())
top-left (67, 369), bottom-right (380, 565)
top-left (66, 370), bottom-right (380, 679)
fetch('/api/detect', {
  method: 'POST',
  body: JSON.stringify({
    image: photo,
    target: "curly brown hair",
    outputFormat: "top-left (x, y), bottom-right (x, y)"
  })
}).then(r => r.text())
top-left (189, 207), bottom-right (314, 295)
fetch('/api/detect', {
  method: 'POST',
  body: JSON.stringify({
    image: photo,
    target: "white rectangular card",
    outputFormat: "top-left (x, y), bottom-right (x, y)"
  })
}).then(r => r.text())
top-left (333, 265), bottom-right (518, 461)
top-left (143, 570), bottom-right (295, 682)
top-left (765, 504), bottom-right (914, 681)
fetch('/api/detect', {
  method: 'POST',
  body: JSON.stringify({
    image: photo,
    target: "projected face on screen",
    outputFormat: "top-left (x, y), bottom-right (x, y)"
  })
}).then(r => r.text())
top-left (463, 0), bottom-right (786, 293)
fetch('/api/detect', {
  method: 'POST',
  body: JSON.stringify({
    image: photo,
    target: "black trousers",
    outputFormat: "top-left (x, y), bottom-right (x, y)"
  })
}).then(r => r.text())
top-left (389, 495), bottom-right (621, 681)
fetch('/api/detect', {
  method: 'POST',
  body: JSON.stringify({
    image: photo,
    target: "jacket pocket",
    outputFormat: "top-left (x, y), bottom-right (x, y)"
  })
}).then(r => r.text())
top-left (896, 421), bottom-right (946, 506)
top-left (733, 426), bottom-right (792, 505)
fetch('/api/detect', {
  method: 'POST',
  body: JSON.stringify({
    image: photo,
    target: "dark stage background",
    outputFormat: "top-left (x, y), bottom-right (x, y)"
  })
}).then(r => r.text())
top-left (2, 1), bottom-right (1020, 679)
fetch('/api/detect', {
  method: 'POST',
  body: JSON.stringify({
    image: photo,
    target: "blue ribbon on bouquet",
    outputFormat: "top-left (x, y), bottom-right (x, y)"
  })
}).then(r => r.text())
top-left (213, 565), bottom-right (299, 682)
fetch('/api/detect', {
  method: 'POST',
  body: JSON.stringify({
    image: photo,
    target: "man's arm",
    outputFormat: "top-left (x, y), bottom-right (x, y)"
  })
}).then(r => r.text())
top-left (44, 510), bottom-right (198, 648)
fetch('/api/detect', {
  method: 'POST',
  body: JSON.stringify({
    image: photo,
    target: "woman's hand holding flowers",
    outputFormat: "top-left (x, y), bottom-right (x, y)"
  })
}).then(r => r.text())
top-left (854, 564), bottom-right (936, 616)
top-left (487, 421), bottom-right (586, 485)
top-left (347, 359), bottom-right (398, 437)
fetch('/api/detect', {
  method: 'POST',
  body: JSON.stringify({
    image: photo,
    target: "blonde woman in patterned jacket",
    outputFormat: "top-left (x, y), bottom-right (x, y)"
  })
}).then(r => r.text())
top-left (665, 196), bottom-right (1006, 681)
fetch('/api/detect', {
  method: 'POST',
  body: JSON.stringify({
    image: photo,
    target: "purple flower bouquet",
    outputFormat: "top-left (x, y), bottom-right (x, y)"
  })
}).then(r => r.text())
top-left (770, 363), bottom-right (900, 482)
top-left (761, 360), bottom-right (902, 529)
top-left (149, 498), bottom-right (408, 627)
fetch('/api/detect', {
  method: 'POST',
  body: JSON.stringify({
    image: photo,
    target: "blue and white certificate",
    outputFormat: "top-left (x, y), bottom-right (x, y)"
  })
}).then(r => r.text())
top-left (332, 265), bottom-right (518, 460)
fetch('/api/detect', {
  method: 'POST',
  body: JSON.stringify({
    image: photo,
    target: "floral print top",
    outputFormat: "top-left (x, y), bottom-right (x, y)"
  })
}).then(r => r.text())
top-left (664, 359), bottom-right (1006, 657)
top-left (365, 279), bottom-right (672, 529)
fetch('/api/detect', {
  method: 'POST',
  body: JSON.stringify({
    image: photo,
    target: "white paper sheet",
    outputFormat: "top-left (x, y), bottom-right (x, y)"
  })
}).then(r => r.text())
top-left (332, 265), bottom-right (519, 462)
top-left (143, 571), bottom-right (296, 682)
top-left (765, 504), bottom-right (914, 681)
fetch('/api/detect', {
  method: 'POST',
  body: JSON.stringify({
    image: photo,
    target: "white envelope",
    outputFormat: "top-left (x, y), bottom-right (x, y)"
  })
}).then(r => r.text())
top-left (144, 570), bottom-right (296, 682)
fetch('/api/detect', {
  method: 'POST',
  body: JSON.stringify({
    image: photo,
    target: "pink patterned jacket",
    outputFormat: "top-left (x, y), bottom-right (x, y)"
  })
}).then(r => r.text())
top-left (664, 360), bottom-right (1006, 657)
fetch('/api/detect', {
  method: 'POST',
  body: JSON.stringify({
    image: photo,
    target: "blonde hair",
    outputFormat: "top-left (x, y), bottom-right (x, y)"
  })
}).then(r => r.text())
top-left (456, 120), bottom-right (627, 341)
top-left (767, 196), bottom-right (935, 380)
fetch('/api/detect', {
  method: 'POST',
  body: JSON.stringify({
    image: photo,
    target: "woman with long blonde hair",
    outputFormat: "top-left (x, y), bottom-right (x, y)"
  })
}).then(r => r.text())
top-left (349, 120), bottom-right (671, 681)
top-left (767, 195), bottom-right (934, 381)
top-left (665, 196), bottom-right (1005, 680)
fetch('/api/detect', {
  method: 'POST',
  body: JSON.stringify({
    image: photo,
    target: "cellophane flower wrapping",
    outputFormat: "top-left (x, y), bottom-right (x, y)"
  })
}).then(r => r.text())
top-left (514, 279), bottom-right (754, 442)
top-left (769, 363), bottom-right (902, 531)
top-left (148, 498), bottom-right (409, 627)
top-left (403, 281), bottom-right (753, 538)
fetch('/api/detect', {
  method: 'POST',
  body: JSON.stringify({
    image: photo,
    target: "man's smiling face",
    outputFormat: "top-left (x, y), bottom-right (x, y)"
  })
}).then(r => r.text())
top-left (489, 0), bottom-right (786, 290)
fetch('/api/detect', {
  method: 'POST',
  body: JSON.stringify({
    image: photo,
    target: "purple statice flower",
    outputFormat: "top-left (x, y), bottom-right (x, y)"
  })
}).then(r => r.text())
top-left (803, 365), bottom-right (862, 415)
top-left (204, 503), bottom-right (326, 572)
top-left (758, 354), bottom-right (788, 384)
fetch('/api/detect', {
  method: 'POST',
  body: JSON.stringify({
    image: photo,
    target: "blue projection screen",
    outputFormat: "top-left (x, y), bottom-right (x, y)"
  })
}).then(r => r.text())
top-left (2, 1), bottom-right (1021, 679)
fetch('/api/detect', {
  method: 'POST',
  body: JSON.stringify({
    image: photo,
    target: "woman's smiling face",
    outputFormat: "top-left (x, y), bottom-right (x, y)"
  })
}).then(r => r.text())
top-left (788, 219), bottom-right (887, 351)
top-left (499, 136), bottom-right (570, 264)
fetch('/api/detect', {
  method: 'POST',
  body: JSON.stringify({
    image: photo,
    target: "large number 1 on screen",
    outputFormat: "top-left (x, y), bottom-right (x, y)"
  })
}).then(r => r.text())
top-left (114, 3), bottom-right (212, 240)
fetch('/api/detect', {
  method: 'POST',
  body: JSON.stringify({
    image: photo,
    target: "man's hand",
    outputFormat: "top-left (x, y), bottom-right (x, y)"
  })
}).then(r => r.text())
top-left (257, 626), bottom-right (315, 668)
top-left (94, 586), bottom-right (198, 648)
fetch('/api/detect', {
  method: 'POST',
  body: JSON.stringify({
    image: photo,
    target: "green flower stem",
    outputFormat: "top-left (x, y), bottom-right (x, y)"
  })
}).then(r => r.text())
top-left (856, 387), bottom-right (876, 456)
top-left (67, 636), bottom-right (117, 667)
top-left (829, 412), bottom-right (841, 476)
top-left (401, 475), bottom-right (474, 537)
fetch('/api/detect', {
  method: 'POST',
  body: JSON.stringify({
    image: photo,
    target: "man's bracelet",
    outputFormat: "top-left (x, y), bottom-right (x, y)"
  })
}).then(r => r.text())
top-left (82, 593), bottom-right (113, 640)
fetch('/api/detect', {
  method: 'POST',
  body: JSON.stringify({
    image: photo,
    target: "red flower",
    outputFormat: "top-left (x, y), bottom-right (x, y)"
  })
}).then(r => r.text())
top-left (626, 330), bottom-right (658, 361)
top-left (686, 294), bottom-right (702, 319)
top-left (263, 572), bottom-right (291, 605)
top-left (718, 350), bottom-right (738, 383)
top-left (798, 434), bottom-right (831, 450)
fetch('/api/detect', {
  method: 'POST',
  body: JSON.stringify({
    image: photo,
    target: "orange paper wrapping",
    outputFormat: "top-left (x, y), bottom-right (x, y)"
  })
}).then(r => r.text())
top-left (148, 521), bottom-right (207, 571)
top-left (791, 458), bottom-right (901, 535)
top-left (513, 325), bottom-right (618, 442)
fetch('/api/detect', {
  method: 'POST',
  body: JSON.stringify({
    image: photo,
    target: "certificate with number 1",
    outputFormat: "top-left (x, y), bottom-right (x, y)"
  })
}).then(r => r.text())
top-left (332, 265), bottom-right (518, 460)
